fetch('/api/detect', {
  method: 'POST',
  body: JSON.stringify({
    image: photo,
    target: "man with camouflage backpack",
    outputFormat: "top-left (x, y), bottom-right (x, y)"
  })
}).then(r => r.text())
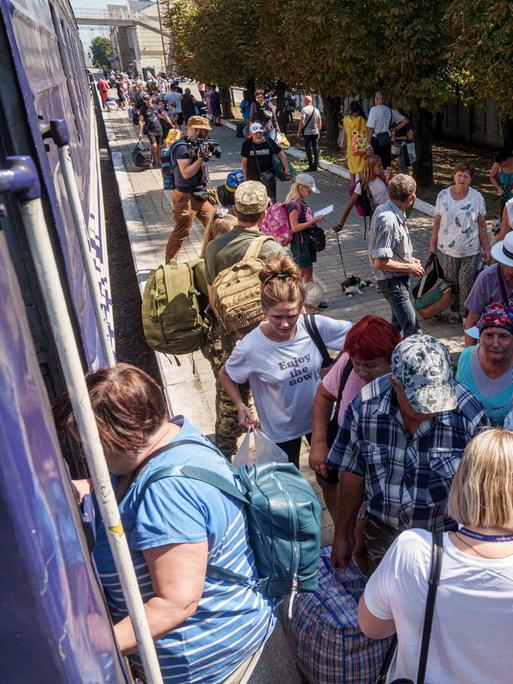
top-left (204, 181), bottom-right (283, 456)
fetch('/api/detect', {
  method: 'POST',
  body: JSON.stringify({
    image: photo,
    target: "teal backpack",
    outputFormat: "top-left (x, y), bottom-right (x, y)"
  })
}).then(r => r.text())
top-left (137, 439), bottom-right (321, 608)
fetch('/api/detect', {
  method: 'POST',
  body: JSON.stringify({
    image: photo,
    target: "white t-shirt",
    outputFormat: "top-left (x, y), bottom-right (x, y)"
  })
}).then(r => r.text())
top-left (355, 177), bottom-right (389, 208)
top-left (300, 105), bottom-right (320, 135)
top-left (165, 91), bottom-right (182, 113)
top-left (364, 528), bottom-right (513, 684)
top-left (225, 315), bottom-right (351, 442)
top-left (435, 187), bottom-right (486, 257)
top-left (366, 105), bottom-right (403, 135)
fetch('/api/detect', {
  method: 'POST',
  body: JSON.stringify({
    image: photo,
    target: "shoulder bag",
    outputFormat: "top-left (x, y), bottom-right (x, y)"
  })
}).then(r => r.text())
top-left (376, 530), bottom-right (444, 684)
top-left (376, 108), bottom-right (394, 148)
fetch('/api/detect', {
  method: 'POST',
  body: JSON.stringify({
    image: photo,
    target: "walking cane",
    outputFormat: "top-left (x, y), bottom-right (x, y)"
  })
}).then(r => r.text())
top-left (335, 230), bottom-right (347, 279)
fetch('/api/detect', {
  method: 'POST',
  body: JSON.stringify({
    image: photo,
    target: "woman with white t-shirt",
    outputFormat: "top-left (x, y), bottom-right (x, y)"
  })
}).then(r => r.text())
top-left (333, 154), bottom-right (389, 233)
top-left (219, 256), bottom-right (351, 468)
top-left (359, 428), bottom-right (513, 684)
top-left (429, 161), bottom-right (491, 323)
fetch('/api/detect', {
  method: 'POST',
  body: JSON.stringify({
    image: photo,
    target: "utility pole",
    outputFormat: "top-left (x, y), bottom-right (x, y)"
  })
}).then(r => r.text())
top-left (155, 0), bottom-right (167, 75)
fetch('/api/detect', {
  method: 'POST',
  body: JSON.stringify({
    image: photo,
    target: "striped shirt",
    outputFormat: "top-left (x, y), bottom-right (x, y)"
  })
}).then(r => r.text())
top-left (94, 417), bottom-right (276, 683)
top-left (327, 375), bottom-right (488, 531)
top-left (368, 199), bottom-right (414, 280)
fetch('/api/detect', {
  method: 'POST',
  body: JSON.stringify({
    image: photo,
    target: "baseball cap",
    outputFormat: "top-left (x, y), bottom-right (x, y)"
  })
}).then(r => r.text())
top-left (296, 173), bottom-right (320, 193)
top-left (234, 181), bottom-right (269, 215)
top-left (187, 115), bottom-right (212, 130)
top-left (249, 122), bottom-right (264, 134)
top-left (226, 169), bottom-right (244, 191)
top-left (391, 334), bottom-right (457, 414)
top-left (491, 232), bottom-right (513, 267)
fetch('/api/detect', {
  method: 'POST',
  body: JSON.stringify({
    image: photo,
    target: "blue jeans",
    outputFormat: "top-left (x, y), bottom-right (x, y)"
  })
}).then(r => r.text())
top-left (377, 276), bottom-right (420, 337)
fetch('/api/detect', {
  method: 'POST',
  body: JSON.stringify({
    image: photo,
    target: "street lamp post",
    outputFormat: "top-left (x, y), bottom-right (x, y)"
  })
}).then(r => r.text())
top-left (155, 0), bottom-right (167, 75)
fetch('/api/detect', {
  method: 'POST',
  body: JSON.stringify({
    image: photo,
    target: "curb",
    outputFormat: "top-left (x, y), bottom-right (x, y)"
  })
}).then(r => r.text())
top-left (221, 120), bottom-right (435, 218)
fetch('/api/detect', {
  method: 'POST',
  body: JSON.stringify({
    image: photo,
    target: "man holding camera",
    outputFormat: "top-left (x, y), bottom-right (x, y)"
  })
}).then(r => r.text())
top-left (165, 115), bottom-right (218, 262)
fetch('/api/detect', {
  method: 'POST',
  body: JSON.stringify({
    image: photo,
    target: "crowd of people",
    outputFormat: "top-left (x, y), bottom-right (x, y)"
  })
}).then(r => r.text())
top-left (85, 75), bottom-right (513, 682)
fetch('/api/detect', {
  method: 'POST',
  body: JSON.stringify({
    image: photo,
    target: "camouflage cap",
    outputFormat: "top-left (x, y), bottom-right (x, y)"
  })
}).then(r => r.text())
top-left (234, 181), bottom-right (269, 215)
top-left (391, 334), bottom-right (457, 414)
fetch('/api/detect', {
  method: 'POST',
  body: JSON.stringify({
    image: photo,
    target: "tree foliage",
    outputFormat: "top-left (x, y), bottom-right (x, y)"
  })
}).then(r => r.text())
top-left (164, 0), bottom-right (512, 183)
top-left (90, 37), bottom-right (113, 68)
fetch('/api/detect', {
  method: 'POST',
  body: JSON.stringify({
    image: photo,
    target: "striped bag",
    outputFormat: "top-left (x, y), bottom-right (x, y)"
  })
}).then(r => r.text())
top-left (286, 546), bottom-right (392, 684)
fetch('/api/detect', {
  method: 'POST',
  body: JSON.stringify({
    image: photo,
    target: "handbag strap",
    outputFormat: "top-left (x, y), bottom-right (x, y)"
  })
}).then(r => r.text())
top-left (334, 358), bottom-right (353, 415)
top-left (301, 107), bottom-right (316, 133)
top-left (417, 530), bottom-right (443, 683)
top-left (498, 264), bottom-right (510, 306)
top-left (303, 314), bottom-right (332, 368)
top-left (375, 530), bottom-right (443, 684)
top-left (251, 141), bottom-right (263, 181)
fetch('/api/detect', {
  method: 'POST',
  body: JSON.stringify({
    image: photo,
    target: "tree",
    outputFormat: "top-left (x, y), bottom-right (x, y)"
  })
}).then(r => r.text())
top-left (90, 37), bottom-right (113, 68)
top-left (447, 0), bottom-right (513, 149)
top-left (372, 0), bottom-right (455, 186)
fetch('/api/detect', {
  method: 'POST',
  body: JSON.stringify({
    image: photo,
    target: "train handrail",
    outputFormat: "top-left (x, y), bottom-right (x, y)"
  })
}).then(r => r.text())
top-left (0, 155), bottom-right (164, 684)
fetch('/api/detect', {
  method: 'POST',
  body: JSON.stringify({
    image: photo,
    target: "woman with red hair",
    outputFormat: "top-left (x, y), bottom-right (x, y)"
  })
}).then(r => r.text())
top-left (309, 316), bottom-right (401, 525)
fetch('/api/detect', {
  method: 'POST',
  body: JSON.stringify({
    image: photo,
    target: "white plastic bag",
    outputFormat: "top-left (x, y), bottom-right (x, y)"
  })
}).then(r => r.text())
top-left (233, 428), bottom-right (288, 467)
top-left (303, 280), bottom-right (324, 312)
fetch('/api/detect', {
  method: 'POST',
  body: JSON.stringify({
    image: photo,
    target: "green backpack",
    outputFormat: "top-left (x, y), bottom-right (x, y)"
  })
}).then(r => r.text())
top-left (141, 259), bottom-right (209, 355)
top-left (137, 439), bottom-right (322, 609)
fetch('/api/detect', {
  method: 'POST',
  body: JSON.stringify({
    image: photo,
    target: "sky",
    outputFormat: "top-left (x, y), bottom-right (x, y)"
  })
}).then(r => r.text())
top-left (70, 0), bottom-right (128, 50)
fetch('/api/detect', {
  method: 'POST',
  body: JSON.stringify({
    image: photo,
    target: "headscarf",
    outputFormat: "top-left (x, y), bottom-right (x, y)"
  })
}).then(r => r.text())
top-left (477, 302), bottom-right (513, 335)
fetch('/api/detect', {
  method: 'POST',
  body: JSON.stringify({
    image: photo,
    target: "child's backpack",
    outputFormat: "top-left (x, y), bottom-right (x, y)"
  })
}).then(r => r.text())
top-left (141, 259), bottom-right (209, 355)
top-left (136, 441), bottom-right (322, 608)
top-left (260, 202), bottom-right (293, 246)
top-left (349, 180), bottom-right (373, 217)
top-left (211, 235), bottom-right (275, 337)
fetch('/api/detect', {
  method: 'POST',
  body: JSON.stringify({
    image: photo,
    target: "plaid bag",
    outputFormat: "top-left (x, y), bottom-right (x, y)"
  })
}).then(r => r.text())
top-left (286, 546), bottom-right (392, 684)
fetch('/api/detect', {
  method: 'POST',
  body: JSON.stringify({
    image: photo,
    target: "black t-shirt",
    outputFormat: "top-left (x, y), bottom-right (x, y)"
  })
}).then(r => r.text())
top-left (140, 104), bottom-right (162, 135)
top-left (172, 139), bottom-right (208, 192)
top-left (240, 138), bottom-right (281, 180)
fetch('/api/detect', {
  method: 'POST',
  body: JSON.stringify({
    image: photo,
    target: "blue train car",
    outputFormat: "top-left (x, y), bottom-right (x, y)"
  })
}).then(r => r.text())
top-left (0, 1), bottom-right (127, 680)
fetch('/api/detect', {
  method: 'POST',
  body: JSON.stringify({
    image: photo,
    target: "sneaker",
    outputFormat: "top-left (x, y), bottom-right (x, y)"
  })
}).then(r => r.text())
top-left (304, 165), bottom-right (317, 172)
top-left (317, 300), bottom-right (328, 309)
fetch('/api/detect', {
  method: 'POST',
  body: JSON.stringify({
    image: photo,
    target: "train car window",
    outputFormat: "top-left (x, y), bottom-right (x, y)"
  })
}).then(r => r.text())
top-left (48, 3), bottom-right (82, 141)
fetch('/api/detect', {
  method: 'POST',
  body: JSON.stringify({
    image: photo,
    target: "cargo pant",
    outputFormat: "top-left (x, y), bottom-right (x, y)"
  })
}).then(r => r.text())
top-left (200, 331), bottom-right (251, 458)
top-left (165, 189), bottom-right (216, 262)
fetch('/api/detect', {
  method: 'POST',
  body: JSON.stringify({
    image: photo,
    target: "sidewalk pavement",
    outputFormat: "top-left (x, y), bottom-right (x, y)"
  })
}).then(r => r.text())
top-left (105, 106), bottom-right (469, 684)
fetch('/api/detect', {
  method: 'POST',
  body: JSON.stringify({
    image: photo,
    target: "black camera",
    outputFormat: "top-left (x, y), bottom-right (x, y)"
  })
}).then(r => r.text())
top-left (189, 138), bottom-right (222, 162)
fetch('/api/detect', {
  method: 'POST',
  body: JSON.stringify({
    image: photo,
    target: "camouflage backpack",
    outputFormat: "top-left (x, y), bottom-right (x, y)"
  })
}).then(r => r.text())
top-left (142, 259), bottom-right (209, 355)
top-left (211, 236), bottom-right (275, 337)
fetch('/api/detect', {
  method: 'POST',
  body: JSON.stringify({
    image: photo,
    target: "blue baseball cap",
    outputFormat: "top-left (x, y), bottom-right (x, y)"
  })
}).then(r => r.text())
top-left (226, 169), bottom-right (244, 191)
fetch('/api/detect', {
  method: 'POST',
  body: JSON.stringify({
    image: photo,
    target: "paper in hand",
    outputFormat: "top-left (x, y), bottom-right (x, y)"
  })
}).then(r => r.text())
top-left (313, 204), bottom-right (333, 219)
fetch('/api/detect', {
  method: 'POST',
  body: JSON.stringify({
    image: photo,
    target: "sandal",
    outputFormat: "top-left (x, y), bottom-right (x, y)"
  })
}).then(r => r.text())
top-left (449, 313), bottom-right (461, 324)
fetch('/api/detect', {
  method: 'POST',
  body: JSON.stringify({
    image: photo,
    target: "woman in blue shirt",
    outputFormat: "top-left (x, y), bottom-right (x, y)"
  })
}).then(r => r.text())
top-left (60, 364), bottom-right (275, 683)
top-left (456, 303), bottom-right (513, 425)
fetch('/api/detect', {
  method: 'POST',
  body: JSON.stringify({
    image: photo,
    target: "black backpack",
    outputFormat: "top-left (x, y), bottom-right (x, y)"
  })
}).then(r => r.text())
top-left (132, 141), bottom-right (152, 169)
